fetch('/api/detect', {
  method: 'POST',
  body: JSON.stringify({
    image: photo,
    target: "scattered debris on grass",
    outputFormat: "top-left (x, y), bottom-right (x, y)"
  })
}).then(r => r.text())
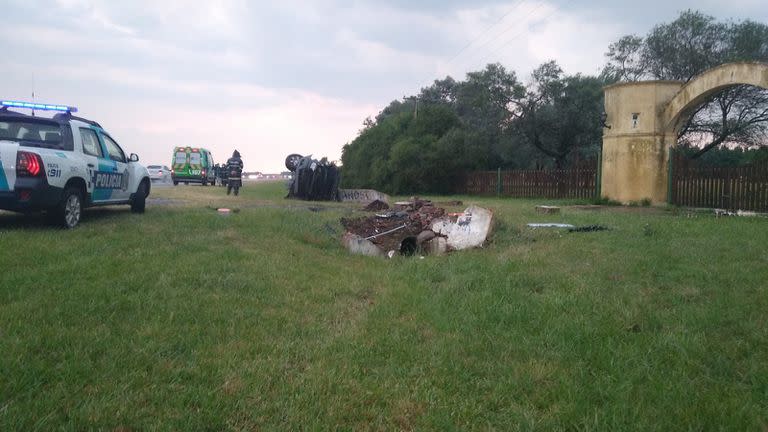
top-left (535, 205), bottom-right (561, 214)
top-left (527, 223), bottom-right (575, 229)
top-left (527, 222), bottom-right (610, 232)
top-left (206, 206), bottom-right (241, 214)
top-left (714, 209), bottom-right (764, 217)
top-left (341, 197), bottom-right (492, 257)
top-left (642, 224), bottom-right (654, 237)
top-left (568, 225), bottom-right (609, 233)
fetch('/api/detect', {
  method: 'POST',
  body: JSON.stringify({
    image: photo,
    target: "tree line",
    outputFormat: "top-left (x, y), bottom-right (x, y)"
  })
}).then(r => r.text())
top-left (341, 10), bottom-right (768, 194)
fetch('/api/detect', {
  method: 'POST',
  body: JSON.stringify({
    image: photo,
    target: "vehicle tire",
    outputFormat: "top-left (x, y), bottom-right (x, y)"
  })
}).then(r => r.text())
top-left (51, 187), bottom-right (83, 229)
top-left (202, 179), bottom-right (208, 186)
top-left (131, 180), bottom-right (148, 213)
top-left (285, 153), bottom-right (303, 171)
top-left (185, 182), bottom-right (189, 185)
top-left (173, 180), bottom-right (178, 186)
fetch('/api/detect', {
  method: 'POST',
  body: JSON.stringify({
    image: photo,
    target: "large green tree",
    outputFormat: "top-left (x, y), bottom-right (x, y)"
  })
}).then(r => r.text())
top-left (512, 62), bottom-right (606, 168)
top-left (341, 61), bottom-right (605, 193)
top-left (604, 10), bottom-right (768, 158)
top-left (341, 103), bottom-right (486, 194)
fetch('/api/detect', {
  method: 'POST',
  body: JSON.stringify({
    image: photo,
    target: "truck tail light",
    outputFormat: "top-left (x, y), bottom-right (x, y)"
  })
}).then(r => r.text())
top-left (17, 151), bottom-right (44, 177)
top-left (202, 169), bottom-right (206, 176)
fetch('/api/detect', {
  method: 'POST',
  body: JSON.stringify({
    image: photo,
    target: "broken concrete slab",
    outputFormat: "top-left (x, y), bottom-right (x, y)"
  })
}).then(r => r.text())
top-left (339, 189), bottom-right (391, 204)
top-left (527, 223), bottom-right (575, 229)
top-left (416, 230), bottom-right (436, 244)
top-left (342, 233), bottom-right (386, 258)
top-left (423, 237), bottom-right (448, 256)
top-left (536, 205), bottom-right (561, 214)
top-left (431, 205), bottom-right (494, 251)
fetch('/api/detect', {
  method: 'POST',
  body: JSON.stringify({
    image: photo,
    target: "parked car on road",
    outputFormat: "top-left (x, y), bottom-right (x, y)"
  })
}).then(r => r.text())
top-left (147, 165), bottom-right (171, 183)
top-left (0, 100), bottom-right (151, 228)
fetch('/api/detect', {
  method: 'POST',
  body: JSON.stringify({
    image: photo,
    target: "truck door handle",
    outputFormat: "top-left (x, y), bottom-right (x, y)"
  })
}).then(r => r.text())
top-left (87, 163), bottom-right (95, 168)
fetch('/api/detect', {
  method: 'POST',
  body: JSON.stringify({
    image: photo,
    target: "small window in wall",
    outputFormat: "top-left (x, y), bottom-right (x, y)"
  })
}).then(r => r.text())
top-left (632, 113), bottom-right (640, 129)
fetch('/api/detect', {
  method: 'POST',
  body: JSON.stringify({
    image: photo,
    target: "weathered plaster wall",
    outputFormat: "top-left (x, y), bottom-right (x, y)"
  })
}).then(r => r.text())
top-left (601, 81), bottom-right (682, 204)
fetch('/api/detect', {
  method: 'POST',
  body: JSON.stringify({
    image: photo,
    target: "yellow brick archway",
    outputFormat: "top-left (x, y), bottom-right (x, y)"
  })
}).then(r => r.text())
top-left (601, 62), bottom-right (768, 204)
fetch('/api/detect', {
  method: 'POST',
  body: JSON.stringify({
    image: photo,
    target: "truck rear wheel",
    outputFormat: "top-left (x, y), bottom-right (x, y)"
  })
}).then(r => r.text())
top-left (50, 187), bottom-right (83, 229)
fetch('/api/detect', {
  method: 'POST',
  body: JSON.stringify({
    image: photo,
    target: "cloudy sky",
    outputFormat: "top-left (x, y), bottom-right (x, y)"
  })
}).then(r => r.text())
top-left (1, 0), bottom-right (766, 172)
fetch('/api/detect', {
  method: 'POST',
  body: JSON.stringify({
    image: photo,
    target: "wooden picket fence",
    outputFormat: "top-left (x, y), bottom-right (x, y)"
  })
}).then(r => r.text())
top-left (671, 153), bottom-right (768, 212)
top-left (462, 160), bottom-right (598, 199)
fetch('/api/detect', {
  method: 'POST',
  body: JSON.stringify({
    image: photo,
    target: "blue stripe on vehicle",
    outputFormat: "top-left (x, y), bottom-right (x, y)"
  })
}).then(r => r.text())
top-left (92, 160), bottom-right (117, 201)
top-left (0, 164), bottom-right (9, 190)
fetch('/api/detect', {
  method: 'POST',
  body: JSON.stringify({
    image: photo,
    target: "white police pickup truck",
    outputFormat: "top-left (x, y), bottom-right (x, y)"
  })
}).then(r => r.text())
top-left (0, 100), bottom-right (150, 228)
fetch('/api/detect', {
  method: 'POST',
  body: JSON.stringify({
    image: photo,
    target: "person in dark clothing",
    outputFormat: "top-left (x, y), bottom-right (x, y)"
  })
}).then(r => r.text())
top-left (226, 150), bottom-right (244, 196)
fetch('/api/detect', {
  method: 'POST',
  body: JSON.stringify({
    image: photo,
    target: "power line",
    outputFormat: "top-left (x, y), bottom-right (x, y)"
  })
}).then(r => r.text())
top-left (445, 0), bottom-right (528, 65)
top-left (471, 0), bottom-right (573, 71)
top-left (412, 0), bottom-right (528, 95)
top-left (412, 0), bottom-right (570, 98)
top-left (459, 0), bottom-right (549, 66)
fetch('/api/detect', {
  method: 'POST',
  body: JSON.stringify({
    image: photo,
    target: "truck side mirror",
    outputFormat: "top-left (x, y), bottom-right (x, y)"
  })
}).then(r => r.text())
top-left (129, 153), bottom-right (139, 162)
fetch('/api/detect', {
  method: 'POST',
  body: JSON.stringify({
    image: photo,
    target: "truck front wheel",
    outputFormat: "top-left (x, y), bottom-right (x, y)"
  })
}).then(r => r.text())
top-left (131, 181), bottom-right (148, 213)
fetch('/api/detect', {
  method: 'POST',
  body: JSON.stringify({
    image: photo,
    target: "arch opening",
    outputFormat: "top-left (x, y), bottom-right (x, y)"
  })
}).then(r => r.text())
top-left (671, 83), bottom-right (768, 159)
top-left (663, 62), bottom-right (768, 133)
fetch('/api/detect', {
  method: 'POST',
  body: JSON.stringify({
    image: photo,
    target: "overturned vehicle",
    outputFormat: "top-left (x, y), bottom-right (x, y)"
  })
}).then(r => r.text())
top-left (285, 154), bottom-right (340, 201)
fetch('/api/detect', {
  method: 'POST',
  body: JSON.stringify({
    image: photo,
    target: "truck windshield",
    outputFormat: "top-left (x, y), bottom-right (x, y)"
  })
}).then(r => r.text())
top-left (0, 118), bottom-right (72, 150)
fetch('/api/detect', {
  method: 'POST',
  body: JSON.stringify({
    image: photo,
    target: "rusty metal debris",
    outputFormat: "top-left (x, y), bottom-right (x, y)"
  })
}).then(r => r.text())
top-left (341, 197), bottom-right (493, 257)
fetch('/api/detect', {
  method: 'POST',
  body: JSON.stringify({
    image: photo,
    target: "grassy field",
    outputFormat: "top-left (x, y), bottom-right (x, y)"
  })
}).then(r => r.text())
top-left (1, 181), bottom-right (767, 431)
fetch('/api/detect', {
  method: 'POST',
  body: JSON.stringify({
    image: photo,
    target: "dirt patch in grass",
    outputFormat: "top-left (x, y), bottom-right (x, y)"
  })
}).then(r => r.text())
top-left (392, 399), bottom-right (427, 431)
top-left (147, 197), bottom-right (183, 206)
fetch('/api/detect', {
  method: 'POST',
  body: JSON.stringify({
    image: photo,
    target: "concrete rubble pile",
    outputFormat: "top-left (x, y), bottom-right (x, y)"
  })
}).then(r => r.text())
top-left (341, 198), bottom-right (493, 258)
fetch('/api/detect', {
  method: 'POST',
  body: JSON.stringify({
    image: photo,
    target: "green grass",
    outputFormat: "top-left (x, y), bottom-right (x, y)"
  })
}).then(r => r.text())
top-left (1, 182), bottom-right (767, 430)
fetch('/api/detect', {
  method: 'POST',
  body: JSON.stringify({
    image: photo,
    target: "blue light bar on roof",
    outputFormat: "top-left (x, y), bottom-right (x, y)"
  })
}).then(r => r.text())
top-left (1, 100), bottom-right (78, 113)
